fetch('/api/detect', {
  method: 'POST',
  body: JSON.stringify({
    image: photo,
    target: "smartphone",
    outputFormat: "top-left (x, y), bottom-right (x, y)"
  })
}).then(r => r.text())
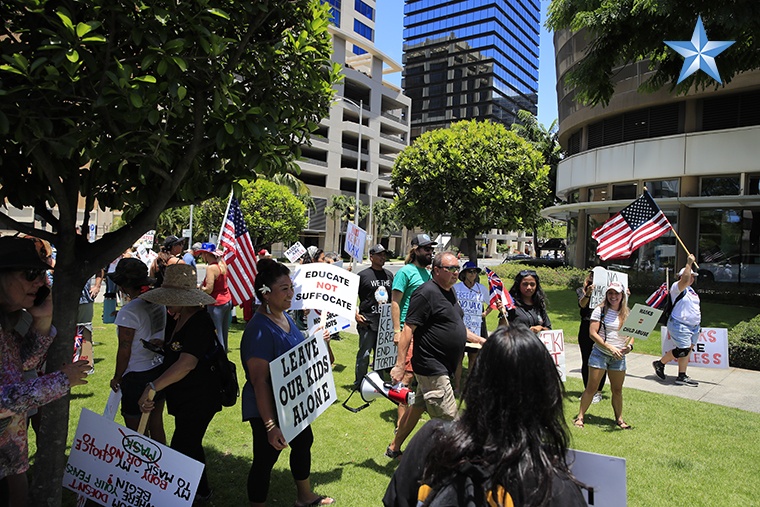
top-left (33, 286), bottom-right (50, 306)
top-left (141, 339), bottom-right (165, 355)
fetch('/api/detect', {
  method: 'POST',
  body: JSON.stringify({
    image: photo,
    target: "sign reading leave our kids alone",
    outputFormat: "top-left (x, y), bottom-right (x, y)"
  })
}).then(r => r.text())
top-left (290, 263), bottom-right (360, 321)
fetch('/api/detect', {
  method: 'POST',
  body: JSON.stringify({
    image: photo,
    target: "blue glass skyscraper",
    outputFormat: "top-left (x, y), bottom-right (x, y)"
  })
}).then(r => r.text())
top-left (403, 0), bottom-right (539, 138)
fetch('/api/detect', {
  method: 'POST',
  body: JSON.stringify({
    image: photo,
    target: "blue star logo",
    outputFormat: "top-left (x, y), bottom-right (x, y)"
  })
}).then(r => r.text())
top-left (664, 16), bottom-right (734, 84)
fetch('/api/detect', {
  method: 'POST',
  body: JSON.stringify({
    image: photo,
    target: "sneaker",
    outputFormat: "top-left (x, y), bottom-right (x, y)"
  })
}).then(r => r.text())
top-left (675, 374), bottom-right (698, 387)
top-left (652, 360), bottom-right (666, 380)
top-left (592, 391), bottom-right (603, 404)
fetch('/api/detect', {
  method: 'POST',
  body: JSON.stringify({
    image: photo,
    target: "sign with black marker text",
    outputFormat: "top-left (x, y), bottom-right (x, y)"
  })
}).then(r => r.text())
top-left (374, 304), bottom-right (396, 370)
top-left (290, 263), bottom-right (360, 321)
top-left (538, 329), bottom-right (566, 381)
top-left (621, 303), bottom-right (662, 340)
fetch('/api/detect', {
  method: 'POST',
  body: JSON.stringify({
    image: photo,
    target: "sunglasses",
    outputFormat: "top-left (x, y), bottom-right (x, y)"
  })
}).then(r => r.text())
top-left (518, 270), bottom-right (538, 277)
top-left (464, 269), bottom-right (479, 274)
top-left (440, 265), bottom-right (460, 273)
top-left (23, 268), bottom-right (46, 282)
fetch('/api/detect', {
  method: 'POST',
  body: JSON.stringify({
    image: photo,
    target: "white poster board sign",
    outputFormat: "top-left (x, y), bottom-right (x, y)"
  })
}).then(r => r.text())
top-left (620, 303), bottom-right (663, 340)
top-left (568, 449), bottom-right (627, 507)
top-left (270, 334), bottom-right (337, 442)
top-left (661, 327), bottom-right (729, 369)
top-left (344, 222), bottom-right (367, 262)
top-left (307, 309), bottom-right (351, 337)
top-left (374, 304), bottom-right (396, 371)
top-left (453, 285), bottom-right (486, 336)
top-left (284, 241), bottom-right (307, 263)
top-left (538, 329), bottom-right (566, 381)
top-left (138, 230), bottom-right (155, 249)
top-left (64, 409), bottom-right (204, 507)
top-left (290, 263), bottom-right (360, 321)
top-left (590, 268), bottom-right (629, 309)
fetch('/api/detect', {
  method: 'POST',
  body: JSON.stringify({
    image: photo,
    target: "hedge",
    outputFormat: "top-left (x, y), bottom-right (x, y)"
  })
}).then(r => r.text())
top-left (728, 315), bottom-right (760, 371)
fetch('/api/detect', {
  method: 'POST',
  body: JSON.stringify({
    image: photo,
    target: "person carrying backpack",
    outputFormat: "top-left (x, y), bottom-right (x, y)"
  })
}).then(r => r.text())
top-left (652, 254), bottom-right (701, 387)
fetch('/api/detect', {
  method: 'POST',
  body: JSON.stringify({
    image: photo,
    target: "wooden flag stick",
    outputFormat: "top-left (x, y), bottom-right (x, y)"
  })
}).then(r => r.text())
top-left (137, 388), bottom-right (155, 435)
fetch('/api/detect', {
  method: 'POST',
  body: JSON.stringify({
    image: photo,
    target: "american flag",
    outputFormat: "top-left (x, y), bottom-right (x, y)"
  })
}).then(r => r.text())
top-left (485, 268), bottom-right (515, 311)
top-left (645, 282), bottom-right (669, 309)
top-left (592, 190), bottom-right (672, 261)
top-left (220, 198), bottom-right (257, 305)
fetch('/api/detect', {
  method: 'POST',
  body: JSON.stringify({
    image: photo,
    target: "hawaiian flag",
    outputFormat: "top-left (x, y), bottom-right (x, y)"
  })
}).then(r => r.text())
top-left (485, 268), bottom-right (515, 311)
top-left (220, 198), bottom-right (257, 305)
top-left (592, 190), bottom-right (672, 260)
top-left (645, 282), bottom-right (669, 309)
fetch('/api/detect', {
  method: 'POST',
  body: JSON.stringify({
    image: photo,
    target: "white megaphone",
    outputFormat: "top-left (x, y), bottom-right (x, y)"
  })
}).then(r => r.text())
top-left (343, 371), bottom-right (416, 413)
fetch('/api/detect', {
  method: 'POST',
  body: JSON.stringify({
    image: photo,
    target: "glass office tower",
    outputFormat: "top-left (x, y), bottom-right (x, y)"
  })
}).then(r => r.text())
top-left (403, 0), bottom-right (539, 139)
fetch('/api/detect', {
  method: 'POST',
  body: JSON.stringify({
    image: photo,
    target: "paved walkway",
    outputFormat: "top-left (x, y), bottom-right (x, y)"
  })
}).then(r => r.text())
top-left (564, 346), bottom-right (760, 413)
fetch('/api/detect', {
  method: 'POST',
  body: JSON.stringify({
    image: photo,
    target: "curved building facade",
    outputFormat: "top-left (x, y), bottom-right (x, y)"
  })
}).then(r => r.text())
top-left (545, 29), bottom-right (760, 283)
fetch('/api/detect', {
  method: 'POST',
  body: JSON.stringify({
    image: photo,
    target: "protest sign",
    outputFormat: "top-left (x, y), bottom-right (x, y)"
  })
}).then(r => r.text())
top-left (567, 449), bottom-right (626, 507)
top-left (307, 309), bottom-right (351, 337)
top-left (290, 263), bottom-right (360, 321)
top-left (284, 241), bottom-right (307, 263)
top-left (64, 408), bottom-right (204, 507)
top-left (269, 334), bottom-right (337, 442)
top-left (661, 327), bottom-right (729, 369)
top-left (589, 267), bottom-right (629, 308)
top-left (344, 222), bottom-right (366, 262)
top-left (538, 329), bottom-right (566, 381)
top-left (138, 230), bottom-right (155, 249)
top-left (374, 304), bottom-right (396, 371)
top-left (620, 303), bottom-right (663, 340)
top-left (453, 285), bottom-right (487, 336)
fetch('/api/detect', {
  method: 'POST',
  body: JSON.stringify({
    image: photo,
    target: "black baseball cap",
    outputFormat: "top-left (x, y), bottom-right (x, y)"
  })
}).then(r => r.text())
top-left (369, 244), bottom-right (386, 255)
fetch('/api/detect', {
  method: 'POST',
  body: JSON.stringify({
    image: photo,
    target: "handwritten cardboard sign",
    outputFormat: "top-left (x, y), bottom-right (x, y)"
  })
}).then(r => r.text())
top-left (284, 242), bottom-right (307, 263)
top-left (307, 309), bottom-right (350, 337)
top-left (661, 327), bottom-right (729, 369)
top-left (567, 449), bottom-right (626, 507)
top-left (290, 263), bottom-right (360, 321)
top-left (344, 222), bottom-right (366, 262)
top-left (269, 334), bottom-right (337, 442)
top-left (64, 408), bottom-right (204, 507)
top-left (454, 284), bottom-right (487, 336)
top-left (374, 304), bottom-right (396, 371)
top-left (620, 303), bottom-right (662, 340)
top-left (538, 329), bottom-right (566, 381)
top-left (589, 267), bottom-right (629, 309)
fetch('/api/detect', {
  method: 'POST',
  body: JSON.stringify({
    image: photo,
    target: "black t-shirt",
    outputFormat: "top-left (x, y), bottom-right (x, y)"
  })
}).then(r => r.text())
top-left (357, 267), bottom-right (394, 331)
top-left (163, 310), bottom-right (222, 415)
top-left (405, 280), bottom-right (466, 377)
top-left (507, 295), bottom-right (551, 329)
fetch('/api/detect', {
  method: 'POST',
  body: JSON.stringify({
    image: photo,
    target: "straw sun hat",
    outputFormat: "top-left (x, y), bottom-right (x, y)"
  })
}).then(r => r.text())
top-left (139, 264), bottom-right (215, 306)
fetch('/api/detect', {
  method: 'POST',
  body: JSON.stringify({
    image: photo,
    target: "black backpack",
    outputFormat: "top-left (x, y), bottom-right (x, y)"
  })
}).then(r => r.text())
top-left (207, 341), bottom-right (239, 407)
top-left (658, 289), bottom-right (687, 325)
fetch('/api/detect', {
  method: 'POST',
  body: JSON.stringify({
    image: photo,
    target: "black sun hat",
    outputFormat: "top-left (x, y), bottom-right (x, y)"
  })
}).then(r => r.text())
top-left (107, 258), bottom-right (156, 288)
top-left (0, 237), bottom-right (52, 271)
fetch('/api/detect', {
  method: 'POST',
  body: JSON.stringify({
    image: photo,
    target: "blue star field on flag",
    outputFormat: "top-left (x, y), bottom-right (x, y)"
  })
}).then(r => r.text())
top-left (664, 16), bottom-right (734, 84)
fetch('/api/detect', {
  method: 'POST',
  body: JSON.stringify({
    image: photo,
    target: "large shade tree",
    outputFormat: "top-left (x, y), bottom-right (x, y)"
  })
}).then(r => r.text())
top-left (392, 120), bottom-right (549, 261)
top-left (547, 0), bottom-right (758, 106)
top-left (0, 0), bottom-right (339, 503)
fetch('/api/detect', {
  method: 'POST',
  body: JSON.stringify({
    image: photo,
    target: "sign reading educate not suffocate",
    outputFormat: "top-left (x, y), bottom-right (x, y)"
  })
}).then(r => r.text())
top-left (290, 263), bottom-right (360, 321)
top-left (64, 408), bottom-right (203, 507)
top-left (270, 333), bottom-right (337, 442)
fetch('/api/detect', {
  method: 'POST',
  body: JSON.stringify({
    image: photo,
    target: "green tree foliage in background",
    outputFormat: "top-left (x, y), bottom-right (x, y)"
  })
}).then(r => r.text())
top-left (0, 0), bottom-right (339, 502)
top-left (324, 194), bottom-right (368, 248)
top-left (372, 199), bottom-right (402, 241)
top-left (546, 0), bottom-right (758, 106)
top-left (196, 180), bottom-right (307, 248)
top-left (392, 120), bottom-right (549, 262)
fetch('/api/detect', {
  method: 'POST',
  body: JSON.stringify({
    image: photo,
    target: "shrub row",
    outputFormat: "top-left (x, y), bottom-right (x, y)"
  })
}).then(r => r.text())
top-left (728, 315), bottom-right (760, 371)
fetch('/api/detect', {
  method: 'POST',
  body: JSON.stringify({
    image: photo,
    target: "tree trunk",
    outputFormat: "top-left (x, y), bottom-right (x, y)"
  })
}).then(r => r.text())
top-left (465, 230), bottom-right (478, 262)
top-left (532, 227), bottom-right (539, 258)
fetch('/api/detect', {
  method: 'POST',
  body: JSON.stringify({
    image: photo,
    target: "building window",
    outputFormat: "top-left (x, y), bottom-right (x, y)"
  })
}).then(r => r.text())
top-left (354, 19), bottom-right (373, 41)
top-left (321, 0), bottom-right (341, 25)
top-left (700, 176), bottom-right (740, 196)
top-left (612, 183), bottom-right (637, 201)
top-left (354, 0), bottom-right (374, 20)
top-left (353, 45), bottom-right (367, 55)
top-left (567, 131), bottom-right (581, 155)
top-left (747, 174), bottom-right (760, 195)
top-left (568, 190), bottom-right (579, 204)
top-left (645, 179), bottom-right (679, 198)
top-left (588, 185), bottom-right (608, 202)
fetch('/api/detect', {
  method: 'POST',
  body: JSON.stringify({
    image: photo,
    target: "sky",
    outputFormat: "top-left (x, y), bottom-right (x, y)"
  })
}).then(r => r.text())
top-left (373, 0), bottom-right (559, 128)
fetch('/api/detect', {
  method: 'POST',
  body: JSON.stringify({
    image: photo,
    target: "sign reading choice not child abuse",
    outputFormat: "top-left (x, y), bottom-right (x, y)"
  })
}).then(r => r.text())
top-left (270, 333), bottom-right (337, 442)
top-left (64, 408), bottom-right (204, 507)
top-left (290, 263), bottom-right (360, 321)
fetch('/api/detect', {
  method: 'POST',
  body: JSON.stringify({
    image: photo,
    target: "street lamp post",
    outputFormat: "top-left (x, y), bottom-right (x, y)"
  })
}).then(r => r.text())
top-left (336, 96), bottom-right (363, 271)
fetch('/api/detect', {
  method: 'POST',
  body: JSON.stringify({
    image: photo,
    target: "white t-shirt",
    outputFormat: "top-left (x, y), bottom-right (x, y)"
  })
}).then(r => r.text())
top-left (453, 281), bottom-right (489, 336)
top-left (669, 281), bottom-right (701, 327)
top-left (114, 298), bottom-right (166, 374)
top-left (590, 306), bottom-right (626, 353)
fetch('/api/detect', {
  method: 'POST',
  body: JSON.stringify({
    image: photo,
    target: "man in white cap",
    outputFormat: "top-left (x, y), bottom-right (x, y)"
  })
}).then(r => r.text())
top-left (653, 254), bottom-right (701, 386)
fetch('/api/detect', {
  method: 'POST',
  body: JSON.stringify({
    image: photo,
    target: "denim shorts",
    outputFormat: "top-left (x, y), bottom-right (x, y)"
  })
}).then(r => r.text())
top-left (667, 319), bottom-right (700, 349)
top-left (588, 346), bottom-right (626, 371)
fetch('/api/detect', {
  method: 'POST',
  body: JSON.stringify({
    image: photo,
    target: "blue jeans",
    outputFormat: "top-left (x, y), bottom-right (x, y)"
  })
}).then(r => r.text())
top-left (207, 301), bottom-right (232, 351)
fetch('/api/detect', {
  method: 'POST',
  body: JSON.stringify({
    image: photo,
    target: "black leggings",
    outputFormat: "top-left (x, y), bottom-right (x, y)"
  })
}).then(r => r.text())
top-left (248, 418), bottom-right (314, 503)
top-left (171, 405), bottom-right (218, 497)
top-left (578, 320), bottom-right (606, 391)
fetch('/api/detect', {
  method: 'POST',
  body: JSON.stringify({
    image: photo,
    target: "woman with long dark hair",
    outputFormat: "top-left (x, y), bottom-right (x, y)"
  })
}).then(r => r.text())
top-left (504, 269), bottom-right (551, 333)
top-left (383, 324), bottom-right (585, 507)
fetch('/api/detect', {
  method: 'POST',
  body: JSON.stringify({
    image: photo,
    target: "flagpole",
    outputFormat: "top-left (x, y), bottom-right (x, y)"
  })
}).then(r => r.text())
top-left (644, 187), bottom-right (699, 270)
top-left (218, 192), bottom-right (234, 246)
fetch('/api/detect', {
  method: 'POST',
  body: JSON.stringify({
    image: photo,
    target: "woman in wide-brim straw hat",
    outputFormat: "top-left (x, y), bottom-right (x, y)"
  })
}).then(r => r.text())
top-left (107, 257), bottom-right (167, 444)
top-left (137, 264), bottom-right (221, 503)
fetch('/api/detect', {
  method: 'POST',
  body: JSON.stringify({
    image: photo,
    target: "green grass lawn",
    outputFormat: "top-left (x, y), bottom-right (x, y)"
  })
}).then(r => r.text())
top-left (50, 295), bottom-right (760, 506)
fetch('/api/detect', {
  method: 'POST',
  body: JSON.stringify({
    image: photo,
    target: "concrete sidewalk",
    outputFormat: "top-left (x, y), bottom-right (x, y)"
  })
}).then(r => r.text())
top-left (564, 346), bottom-right (760, 413)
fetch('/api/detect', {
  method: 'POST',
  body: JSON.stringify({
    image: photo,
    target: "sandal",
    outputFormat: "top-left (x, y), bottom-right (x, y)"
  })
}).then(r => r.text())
top-left (294, 495), bottom-right (335, 507)
top-left (385, 445), bottom-right (403, 459)
top-left (573, 417), bottom-right (584, 428)
top-left (616, 420), bottom-right (633, 430)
